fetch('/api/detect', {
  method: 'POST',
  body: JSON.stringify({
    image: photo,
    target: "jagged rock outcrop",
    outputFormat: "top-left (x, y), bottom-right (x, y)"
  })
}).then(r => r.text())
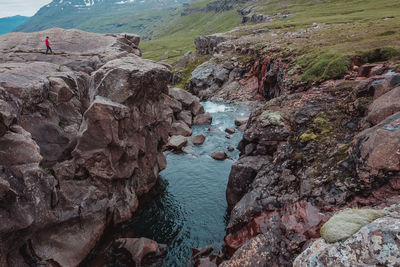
top-left (221, 66), bottom-right (400, 265)
top-left (0, 28), bottom-right (172, 266)
top-left (190, 35), bottom-right (292, 103)
top-left (194, 34), bottom-right (231, 55)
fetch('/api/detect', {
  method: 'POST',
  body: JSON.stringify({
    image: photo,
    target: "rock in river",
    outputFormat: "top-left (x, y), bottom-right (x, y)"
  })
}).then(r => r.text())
top-left (167, 135), bottom-right (188, 151)
top-left (190, 134), bottom-right (206, 145)
top-left (194, 113), bottom-right (213, 125)
top-left (211, 151), bottom-right (229, 161)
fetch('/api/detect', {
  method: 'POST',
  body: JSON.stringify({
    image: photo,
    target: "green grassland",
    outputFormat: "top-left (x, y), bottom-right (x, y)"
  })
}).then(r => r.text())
top-left (141, 0), bottom-right (400, 78)
top-left (140, 2), bottom-right (242, 63)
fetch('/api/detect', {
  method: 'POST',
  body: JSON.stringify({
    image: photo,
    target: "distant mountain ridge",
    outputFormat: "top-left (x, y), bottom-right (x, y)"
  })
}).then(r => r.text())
top-left (0, 15), bottom-right (29, 35)
top-left (14, 0), bottom-right (195, 38)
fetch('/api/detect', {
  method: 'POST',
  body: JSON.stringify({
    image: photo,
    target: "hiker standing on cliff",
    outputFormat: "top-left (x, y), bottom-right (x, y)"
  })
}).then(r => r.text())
top-left (45, 36), bottom-right (53, 55)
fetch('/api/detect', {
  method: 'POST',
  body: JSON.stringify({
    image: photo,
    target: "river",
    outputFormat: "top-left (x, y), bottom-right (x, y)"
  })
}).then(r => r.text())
top-left (86, 101), bottom-right (250, 266)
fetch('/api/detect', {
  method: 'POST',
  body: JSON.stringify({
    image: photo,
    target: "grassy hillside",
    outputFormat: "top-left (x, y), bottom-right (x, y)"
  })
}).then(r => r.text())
top-left (15, 0), bottom-right (195, 40)
top-left (141, 1), bottom-right (242, 63)
top-left (141, 0), bottom-right (400, 67)
top-left (236, 0), bottom-right (400, 82)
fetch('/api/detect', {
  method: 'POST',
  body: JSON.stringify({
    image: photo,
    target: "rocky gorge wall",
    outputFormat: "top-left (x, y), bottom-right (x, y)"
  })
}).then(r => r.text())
top-left (0, 28), bottom-right (175, 266)
top-left (187, 29), bottom-right (400, 266)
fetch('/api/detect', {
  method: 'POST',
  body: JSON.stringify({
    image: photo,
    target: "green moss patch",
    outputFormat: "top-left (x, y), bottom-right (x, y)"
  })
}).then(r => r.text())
top-left (320, 209), bottom-right (387, 243)
top-left (298, 53), bottom-right (351, 83)
top-left (300, 130), bottom-right (317, 142)
top-left (258, 110), bottom-right (284, 125)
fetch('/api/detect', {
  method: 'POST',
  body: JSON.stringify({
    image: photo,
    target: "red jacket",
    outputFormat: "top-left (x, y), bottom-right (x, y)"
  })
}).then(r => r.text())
top-left (45, 39), bottom-right (50, 46)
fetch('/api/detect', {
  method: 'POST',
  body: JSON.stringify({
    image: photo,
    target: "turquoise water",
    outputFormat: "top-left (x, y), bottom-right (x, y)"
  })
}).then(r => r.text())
top-left (89, 102), bottom-right (250, 266)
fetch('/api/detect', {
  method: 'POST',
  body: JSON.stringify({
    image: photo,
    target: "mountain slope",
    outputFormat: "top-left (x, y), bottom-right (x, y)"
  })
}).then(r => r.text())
top-left (14, 0), bottom-right (195, 39)
top-left (0, 15), bottom-right (29, 35)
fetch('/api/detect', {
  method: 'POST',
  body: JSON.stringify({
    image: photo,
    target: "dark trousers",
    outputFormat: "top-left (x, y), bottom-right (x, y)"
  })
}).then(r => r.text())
top-left (46, 46), bottom-right (53, 54)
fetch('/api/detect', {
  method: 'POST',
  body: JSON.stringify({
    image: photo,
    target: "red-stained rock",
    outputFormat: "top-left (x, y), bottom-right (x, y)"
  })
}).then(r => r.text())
top-left (225, 201), bottom-right (327, 253)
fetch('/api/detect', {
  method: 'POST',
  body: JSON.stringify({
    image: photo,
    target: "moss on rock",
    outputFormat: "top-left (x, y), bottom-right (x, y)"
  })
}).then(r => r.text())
top-left (300, 130), bottom-right (317, 142)
top-left (258, 110), bottom-right (284, 125)
top-left (320, 209), bottom-right (387, 243)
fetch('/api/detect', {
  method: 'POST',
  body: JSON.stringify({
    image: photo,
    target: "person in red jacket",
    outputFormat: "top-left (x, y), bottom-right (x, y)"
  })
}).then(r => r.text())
top-left (45, 36), bottom-right (53, 55)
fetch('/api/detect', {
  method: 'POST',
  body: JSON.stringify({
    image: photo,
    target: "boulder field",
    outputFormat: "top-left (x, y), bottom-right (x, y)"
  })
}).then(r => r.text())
top-left (0, 28), bottom-right (175, 266)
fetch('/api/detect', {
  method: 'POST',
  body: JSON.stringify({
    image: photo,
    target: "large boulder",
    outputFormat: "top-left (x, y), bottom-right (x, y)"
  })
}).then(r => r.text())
top-left (193, 113), bottom-right (213, 125)
top-left (365, 86), bottom-right (400, 125)
top-left (294, 205), bottom-right (400, 267)
top-left (188, 61), bottom-right (230, 99)
top-left (168, 87), bottom-right (198, 107)
top-left (352, 112), bottom-right (400, 184)
top-left (170, 121), bottom-right (192, 136)
top-left (166, 135), bottom-right (188, 151)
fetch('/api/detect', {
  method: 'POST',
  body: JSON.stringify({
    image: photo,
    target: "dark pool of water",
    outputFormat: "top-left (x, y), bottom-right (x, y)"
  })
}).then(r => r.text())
top-left (86, 102), bottom-right (250, 267)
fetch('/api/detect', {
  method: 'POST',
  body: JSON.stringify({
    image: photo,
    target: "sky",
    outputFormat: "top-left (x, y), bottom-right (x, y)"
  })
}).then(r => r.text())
top-left (0, 0), bottom-right (52, 18)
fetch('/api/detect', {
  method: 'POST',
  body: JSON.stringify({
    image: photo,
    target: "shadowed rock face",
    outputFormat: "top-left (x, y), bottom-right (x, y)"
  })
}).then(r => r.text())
top-left (0, 28), bottom-right (171, 266)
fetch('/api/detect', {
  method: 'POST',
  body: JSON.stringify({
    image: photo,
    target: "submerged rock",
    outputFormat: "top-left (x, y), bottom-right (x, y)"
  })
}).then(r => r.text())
top-left (225, 128), bottom-right (236, 134)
